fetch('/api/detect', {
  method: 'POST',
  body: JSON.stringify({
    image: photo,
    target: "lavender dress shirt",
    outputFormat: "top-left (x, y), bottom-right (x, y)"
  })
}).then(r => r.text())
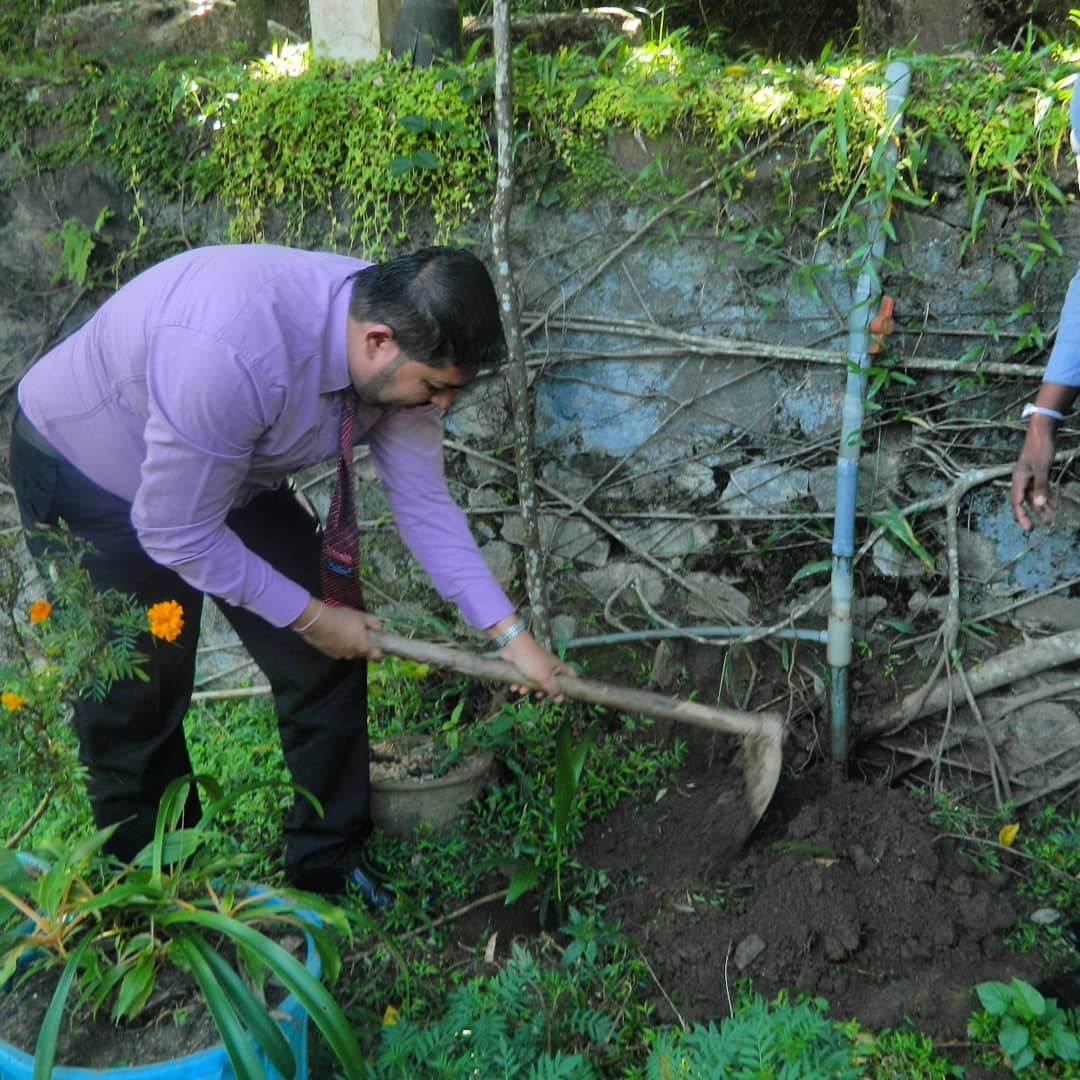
top-left (17, 244), bottom-right (513, 631)
top-left (1045, 77), bottom-right (1080, 387)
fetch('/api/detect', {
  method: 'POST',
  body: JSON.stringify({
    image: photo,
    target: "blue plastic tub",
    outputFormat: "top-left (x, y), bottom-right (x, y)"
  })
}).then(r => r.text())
top-left (0, 866), bottom-right (319, 1080)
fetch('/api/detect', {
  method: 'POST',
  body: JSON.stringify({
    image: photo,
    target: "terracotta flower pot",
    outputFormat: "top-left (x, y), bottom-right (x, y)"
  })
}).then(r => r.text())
top-left (369, 736), bottom-right (493, 838)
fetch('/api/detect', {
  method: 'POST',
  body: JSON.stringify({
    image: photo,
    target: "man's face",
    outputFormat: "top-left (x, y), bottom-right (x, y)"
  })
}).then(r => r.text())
top-left (353, 334), bottom-right (471, 411)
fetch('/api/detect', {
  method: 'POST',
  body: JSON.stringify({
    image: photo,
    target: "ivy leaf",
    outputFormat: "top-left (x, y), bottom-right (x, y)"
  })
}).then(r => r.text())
top-left (397, 114), bottom-right (430, 132)
top-left (412, 148), bottom-right (439, 170)
top-left (1010, 978), bottom-right (1046, 1019)
top-left (571, 87), bottom-right (593, 110)
top-left (389, 156), bottom-right (414, 177)
top-left (1049, 1027), bottom-right (1080, 1061)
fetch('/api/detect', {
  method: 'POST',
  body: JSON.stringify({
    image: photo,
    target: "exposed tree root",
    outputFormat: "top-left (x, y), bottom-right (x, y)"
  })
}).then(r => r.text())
top-left (863, 629), bottom-right (1080, 742)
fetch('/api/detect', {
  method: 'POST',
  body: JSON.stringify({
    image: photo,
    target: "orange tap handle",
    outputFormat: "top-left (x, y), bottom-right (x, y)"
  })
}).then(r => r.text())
top-left (868, 295), bottom-right (895, 354)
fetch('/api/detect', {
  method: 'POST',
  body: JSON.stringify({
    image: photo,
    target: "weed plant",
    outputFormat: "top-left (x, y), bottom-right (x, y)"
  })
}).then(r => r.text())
top-left (931, 792), bottom-right (1080, 965)
top-left (969, 978), bottom-right (1080, 1075)
top-left (646, 990), bottom-right (861, 1078)
top-left (186, 695), bottom-right (293, 884)
top-left (0, 529), bottom-right (149, 848)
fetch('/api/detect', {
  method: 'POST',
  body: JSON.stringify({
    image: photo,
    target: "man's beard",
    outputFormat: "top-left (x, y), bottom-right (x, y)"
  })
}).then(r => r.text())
top-left (352, 353), bottom-right (408, 406)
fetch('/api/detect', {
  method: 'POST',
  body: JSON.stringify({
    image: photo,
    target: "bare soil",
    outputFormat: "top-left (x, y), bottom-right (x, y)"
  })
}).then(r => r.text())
top-left (0, 932), bottom-right (304, 1068)
top-left (453, 726), bottom-right (1050, 1073)
top-left (370, 735), bottom-right (471, 781)
top-left (0, 959), bottom-right (223, 1067)
top-left (574, 748), bottom-right (1044, 1041)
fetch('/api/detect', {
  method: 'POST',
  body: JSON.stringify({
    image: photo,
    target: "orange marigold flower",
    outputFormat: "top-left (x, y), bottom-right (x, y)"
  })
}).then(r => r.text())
top-left (28, 600), bottom-right (52, 623)
top-left (147, 600), bottom-right (185, 643)
top-left (2, 692), bottom-right (27, 712)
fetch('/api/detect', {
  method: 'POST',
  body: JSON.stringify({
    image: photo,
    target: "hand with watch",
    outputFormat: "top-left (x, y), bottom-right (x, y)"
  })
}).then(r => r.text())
top-left (488, 613), bottom-right (572, 701)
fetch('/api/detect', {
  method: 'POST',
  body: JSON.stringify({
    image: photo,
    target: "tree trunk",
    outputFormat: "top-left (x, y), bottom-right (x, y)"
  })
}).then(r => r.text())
top-left (490, 0), bottom-right (552, 646)
top-left (858, 0), bottom-right (990, 54)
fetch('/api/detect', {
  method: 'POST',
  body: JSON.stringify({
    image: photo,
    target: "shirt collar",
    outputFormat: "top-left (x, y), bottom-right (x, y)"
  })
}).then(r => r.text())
top-left (323, 268), bottom-right (366, 395)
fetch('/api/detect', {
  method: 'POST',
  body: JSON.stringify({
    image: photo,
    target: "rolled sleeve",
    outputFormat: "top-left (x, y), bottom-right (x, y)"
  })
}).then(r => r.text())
top-left (1045, 268), bottom-right (1080, 388)
top-left (367, 406), bottom-right (513, 629)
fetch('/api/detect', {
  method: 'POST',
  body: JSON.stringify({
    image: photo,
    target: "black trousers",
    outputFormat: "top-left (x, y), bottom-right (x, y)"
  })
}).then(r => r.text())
top-left (9, 410), bottom-right (370, 876)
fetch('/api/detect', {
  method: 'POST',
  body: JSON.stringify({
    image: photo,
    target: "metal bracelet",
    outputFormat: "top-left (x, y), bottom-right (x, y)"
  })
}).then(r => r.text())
top-left (293, 604), bottom-right (324, 634)
top-left (491, 616), bottom-right (527, 648)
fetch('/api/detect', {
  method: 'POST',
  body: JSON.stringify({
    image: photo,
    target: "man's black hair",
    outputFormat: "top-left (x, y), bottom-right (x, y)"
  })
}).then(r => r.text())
top-left (349, 247), bottom-right (507, 374)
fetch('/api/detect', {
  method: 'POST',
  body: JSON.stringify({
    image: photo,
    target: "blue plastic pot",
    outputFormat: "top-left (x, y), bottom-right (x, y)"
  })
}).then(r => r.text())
top-left (0, 861), bottom-right (319, 1080)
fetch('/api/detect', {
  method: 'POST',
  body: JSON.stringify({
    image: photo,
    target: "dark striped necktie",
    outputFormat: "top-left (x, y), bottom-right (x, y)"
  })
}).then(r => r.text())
top-left (320, 389), bottom-right (365, 609)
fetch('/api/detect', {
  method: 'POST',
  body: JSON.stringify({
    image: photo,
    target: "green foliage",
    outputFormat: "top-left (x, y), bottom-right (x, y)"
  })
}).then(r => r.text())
top-left (644, 991), bottom-right (860, 1078)
top-left (186, 695), bottom-right (292, 884)
top-left (870, 502), bottom-right (936, 572)
top-left (367, 654), bottom-right (442, 734)
top-left (1017, 805), bottom-right (1080, 916)
top-left (969, 978), bottom-right (1080, 1073)
top-left (507, 716), bottom-right (598, 924)
top-left (372, 926), bottom-right (649, 1078)
top-left (360, 698), bottom-right (684, 929)
top-left (0, 529), bottom-right (150, 841)
top-left (929, 792), bottom-right (1017, 875)
top-left (477, 699), bottom-right (682, 921)
top-left (374, 943), bottom-right (597, 1076)
top-left (43, 206), bottom-right (112, 285)
top-left (0, 775), bottom-right (365, 1080)
top-left (90, 61), bottom-right (230, 198)
top-left (929, 795), bottom-right (1080, 977)
top-left (2, 28), bottom-right (1079, 287)
top-left (195, 48), bottom-right (493, 254)
top-left (0, 0), bottom-right (85, 63)
top-left (365, 653), bottom-right (486, 776)
top-left (849, 1025), bottom-right (965, 1078)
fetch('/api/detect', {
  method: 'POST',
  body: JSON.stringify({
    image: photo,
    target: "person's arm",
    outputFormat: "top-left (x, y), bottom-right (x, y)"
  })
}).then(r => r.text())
top-left (367, 406), bottom-right (570, 697)
top-left (288, 595), bottom-right (385, 660)
top-left (1011, 269), bottom-right (1080, 530)
top-left (1010, 382), bottom-right (1080, 530)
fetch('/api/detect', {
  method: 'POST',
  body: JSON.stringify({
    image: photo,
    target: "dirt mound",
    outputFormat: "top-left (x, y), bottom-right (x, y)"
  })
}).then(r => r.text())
top-left (576, 758), bottom-right (1045, 1041)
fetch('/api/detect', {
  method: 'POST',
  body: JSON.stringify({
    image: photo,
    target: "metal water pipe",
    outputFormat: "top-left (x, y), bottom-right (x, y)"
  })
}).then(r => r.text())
top-left (827, 59), bottom-right (912, 765)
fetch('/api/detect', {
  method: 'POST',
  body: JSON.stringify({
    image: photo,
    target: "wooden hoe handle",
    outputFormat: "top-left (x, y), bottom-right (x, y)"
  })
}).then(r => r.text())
top-left (369, 630), bottom-right (782, 740)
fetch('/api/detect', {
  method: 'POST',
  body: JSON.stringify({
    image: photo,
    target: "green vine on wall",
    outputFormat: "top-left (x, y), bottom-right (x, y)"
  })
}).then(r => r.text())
top-left (0, 27), bottom-right (1078, 272)
top-left (199, 50), bottom-right (494, 253)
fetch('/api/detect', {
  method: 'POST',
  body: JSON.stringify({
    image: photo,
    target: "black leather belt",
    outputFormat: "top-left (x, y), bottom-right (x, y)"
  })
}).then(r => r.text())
top-left (13, 408), bottom-right (63, 460)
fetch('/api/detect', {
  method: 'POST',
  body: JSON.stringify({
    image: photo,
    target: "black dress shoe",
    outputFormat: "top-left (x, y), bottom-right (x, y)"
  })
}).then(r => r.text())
top-left (343, 866), bottom-right (395, 910)
top-left (287, 865), bottom-right (395, 910)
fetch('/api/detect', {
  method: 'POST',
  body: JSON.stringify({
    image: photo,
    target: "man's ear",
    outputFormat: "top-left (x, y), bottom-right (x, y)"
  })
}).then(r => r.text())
top-left (363, 323), bottom-right (395, 359)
